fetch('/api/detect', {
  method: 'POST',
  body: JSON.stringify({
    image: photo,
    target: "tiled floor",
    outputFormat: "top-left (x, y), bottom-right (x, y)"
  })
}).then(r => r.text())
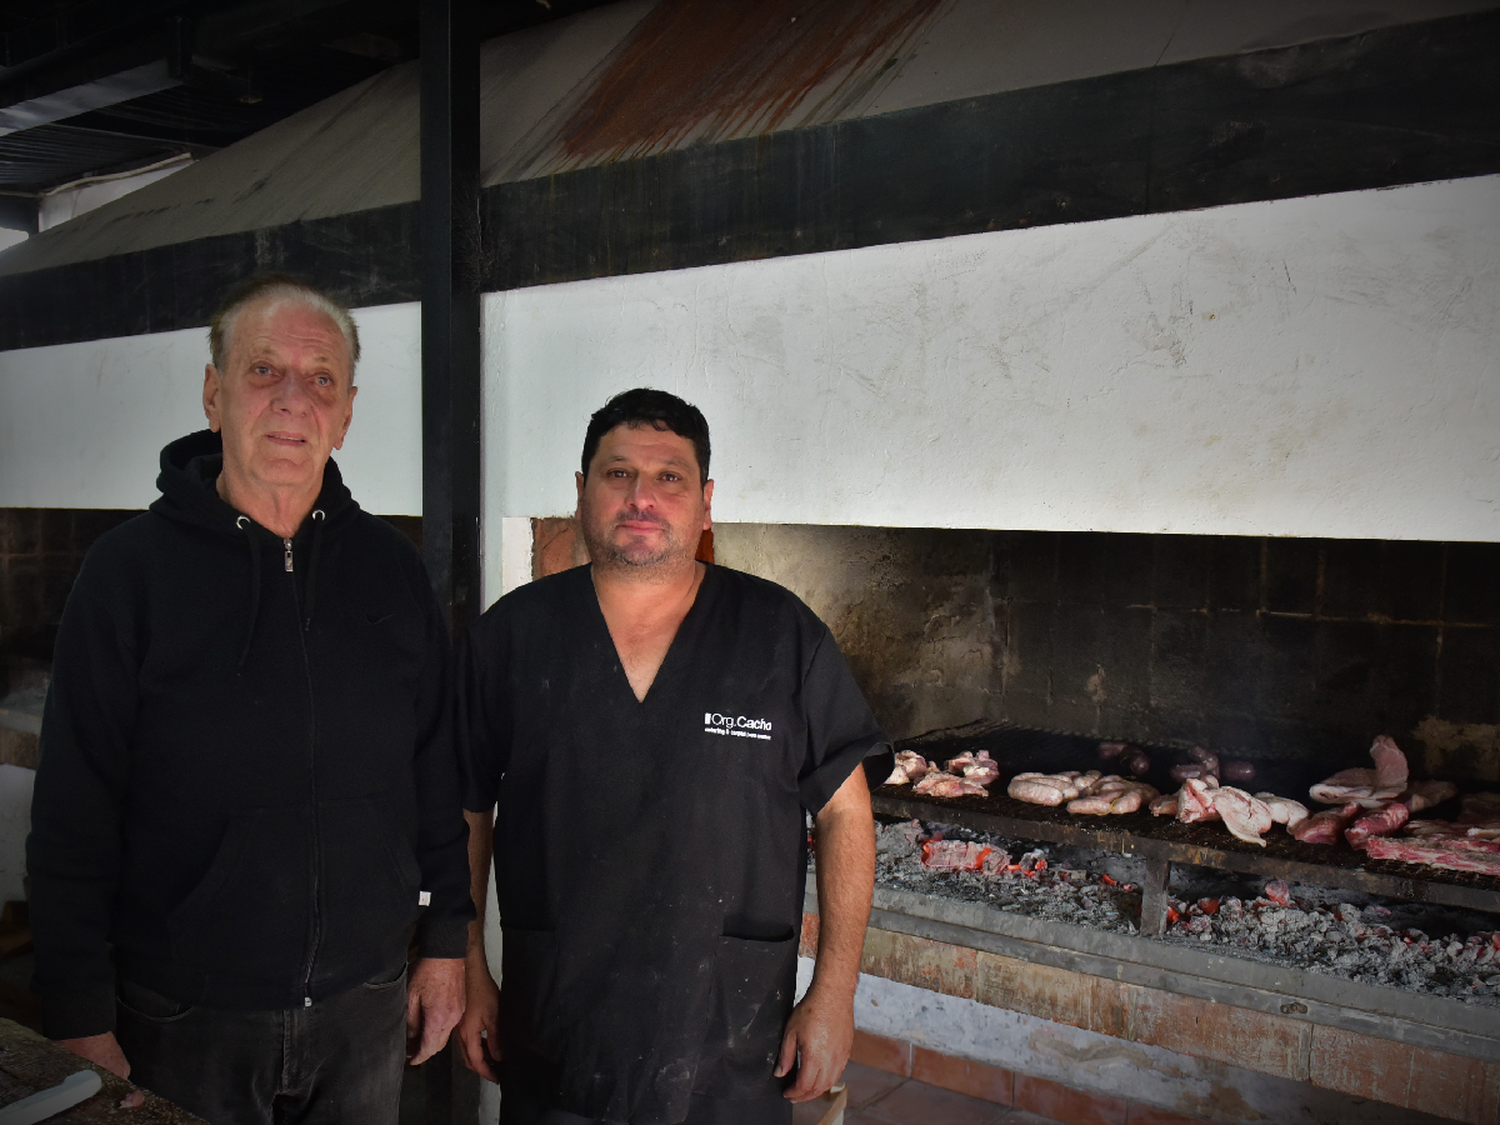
top-left (792, 1063), bottom-right (1061, 1125)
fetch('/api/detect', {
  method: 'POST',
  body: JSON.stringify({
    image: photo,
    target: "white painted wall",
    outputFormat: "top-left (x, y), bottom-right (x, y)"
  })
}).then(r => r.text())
top-left (4, 177), bottom-right (1497, 587)
top-left (0, 302), bottom-right (423, 514)
top-left (483, 175), bottom-right (1500, 549)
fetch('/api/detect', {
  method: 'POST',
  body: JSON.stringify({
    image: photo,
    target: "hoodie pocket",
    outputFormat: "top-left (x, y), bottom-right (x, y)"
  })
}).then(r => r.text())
top-left (694, 933), bottom-right (799, 1098)
top-left (313, 797), bottom-right (424, 987)
top-left (167, 807), bottom-right (311, 983)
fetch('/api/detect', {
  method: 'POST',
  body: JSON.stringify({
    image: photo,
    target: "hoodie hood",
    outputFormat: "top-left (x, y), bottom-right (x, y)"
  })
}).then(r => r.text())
top-left (150, 429), bottom-right (359, 536)
top-left (150, 429), bottom-right (361, 669)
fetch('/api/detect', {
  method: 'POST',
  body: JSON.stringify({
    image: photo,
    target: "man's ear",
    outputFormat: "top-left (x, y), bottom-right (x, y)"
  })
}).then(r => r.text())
top-left (702, 479), bottom-right (714, 529)
top-left (333, 384), bottom-right (358, 450)
top-left (574, 470), bottom-right (585, 518)
top-left (202, 365), bottom-right (222, 431)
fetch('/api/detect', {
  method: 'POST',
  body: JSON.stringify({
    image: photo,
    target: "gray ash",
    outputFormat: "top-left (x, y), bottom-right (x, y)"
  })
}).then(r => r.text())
top-left (870, 819), bottom-right (1500, 1007)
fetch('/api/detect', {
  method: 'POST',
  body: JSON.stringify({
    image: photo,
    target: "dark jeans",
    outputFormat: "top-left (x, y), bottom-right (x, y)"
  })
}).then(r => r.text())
top-left (114, 967), bottom-right (407, 1125)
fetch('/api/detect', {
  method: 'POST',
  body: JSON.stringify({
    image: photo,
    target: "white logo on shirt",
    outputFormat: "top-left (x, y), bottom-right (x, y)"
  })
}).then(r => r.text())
top-left (704, 711), bottom-right (773, 740)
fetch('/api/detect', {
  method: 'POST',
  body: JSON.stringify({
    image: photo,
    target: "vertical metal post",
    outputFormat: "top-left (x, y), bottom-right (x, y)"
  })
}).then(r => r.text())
top-left (420, 1), bottom-right (482, 1119)
top-left (421, 0), bottom-right (482, 640)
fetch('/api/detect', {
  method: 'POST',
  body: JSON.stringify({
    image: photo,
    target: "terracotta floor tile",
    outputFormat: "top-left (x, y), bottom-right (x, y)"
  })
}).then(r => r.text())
top-left (862, 1076), bottom-right (1007, 1125)
top-left (912, 1046), bottom-right (1012, 1105)
top-left (997, 1110), bottom-right (1075, 1125)
top-left (850, 1029), bottom-right (913, 1077)
top-left (1123, 1103), bottom-right (1211, 1124)
top-left (840, 1062), bottom-right (909, 1108)
top-left (1014, 1073), bottom-right (1128, 1125)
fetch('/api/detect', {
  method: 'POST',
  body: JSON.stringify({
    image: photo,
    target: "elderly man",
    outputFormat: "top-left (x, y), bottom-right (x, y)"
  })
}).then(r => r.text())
top-left (27, 275), bottom-right (472, 1123)
top-left (456, 388), bottom-right (886, 1124)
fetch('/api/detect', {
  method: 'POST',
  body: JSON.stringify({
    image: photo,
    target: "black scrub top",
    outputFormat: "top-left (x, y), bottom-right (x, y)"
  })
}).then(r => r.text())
top-left (460, 564), bottom-right (888, 1125)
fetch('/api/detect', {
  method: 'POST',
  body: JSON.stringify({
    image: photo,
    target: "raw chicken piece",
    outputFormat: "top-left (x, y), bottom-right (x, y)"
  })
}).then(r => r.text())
top-left (1309, 736), bottom-right (1409, 807)
top-left (914, 770), bottom-right (988, 798)
top-left (888, 759), bottom-right (924, 786)
top-left (1401, 779), bottom-right (1457, 813)
top-left (1099, 741), bottom-right (1130, 759)
top-left (1212, 787), bottom-right (1275, 846)
top-left (963, 761), bottom-right (1001, 787)
top-left (1176, 778), bottom-right (1221, 824)
top-left (1150, 793), bottom-right (1179, 817)
top-left (1292, 801), bottom-right (1362, 844)
top-left (884, 762), bottom-right (913, 786)
top-left (1345, 802), bottom-right (1411, 850)
top-left (1255, 793), bottom-right (1310, 831)
top-left (945, 750), bottom-right (1000, 787)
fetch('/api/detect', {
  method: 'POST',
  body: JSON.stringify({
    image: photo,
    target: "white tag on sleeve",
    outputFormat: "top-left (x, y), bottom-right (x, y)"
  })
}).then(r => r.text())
top-left (418, 891), bottom-right (432, 906)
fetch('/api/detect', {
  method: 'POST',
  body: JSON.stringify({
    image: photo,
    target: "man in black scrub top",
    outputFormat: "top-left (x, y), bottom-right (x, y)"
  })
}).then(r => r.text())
top-left (455, 388), bottom-right (887, 1125)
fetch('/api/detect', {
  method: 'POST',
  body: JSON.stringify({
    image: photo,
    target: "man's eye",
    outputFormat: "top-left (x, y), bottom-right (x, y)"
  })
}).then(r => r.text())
top-left (315, 375), bottom-right (331, 387)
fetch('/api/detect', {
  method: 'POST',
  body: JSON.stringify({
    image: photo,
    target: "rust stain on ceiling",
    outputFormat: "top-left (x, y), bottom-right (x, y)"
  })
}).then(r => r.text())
top-left (554, 0), bottom-right (948, 166)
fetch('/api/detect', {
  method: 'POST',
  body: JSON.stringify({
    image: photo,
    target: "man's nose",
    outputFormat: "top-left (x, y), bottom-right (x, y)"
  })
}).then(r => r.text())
top-left (625, 475), bottom-right (656, 507)
top-left (272, 372), bottom-right (312, 411)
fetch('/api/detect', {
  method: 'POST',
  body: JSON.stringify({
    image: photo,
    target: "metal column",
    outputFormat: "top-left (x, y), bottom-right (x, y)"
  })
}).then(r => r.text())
top-left (419, 0), bottom-right (481, 1119)
top-left (421, 0), bottom-right (482, 640)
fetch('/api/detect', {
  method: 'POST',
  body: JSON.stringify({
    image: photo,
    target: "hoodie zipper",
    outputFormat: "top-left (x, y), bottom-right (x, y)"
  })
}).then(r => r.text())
top-left (286, 534), bottom-right (323, 1008)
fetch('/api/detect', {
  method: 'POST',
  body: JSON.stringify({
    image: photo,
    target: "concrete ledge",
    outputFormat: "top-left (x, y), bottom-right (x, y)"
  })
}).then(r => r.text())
top-left (804, 889), bottom-right (1500, 1123)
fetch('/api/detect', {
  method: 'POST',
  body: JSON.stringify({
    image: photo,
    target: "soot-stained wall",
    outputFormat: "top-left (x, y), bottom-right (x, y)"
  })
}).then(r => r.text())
top-left (712, 524), bottom-right (1500, 782)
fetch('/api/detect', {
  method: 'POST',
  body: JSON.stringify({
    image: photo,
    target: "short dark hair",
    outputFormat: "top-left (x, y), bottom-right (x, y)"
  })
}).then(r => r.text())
top-left (209, 273), bottom-right (360, 373)
top-left (581, 388), bottom-right (711, 485)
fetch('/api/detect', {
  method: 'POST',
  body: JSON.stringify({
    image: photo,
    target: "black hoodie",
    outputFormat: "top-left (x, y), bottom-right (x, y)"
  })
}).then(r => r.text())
top-left (27, 431), bottom-right (473, 1039)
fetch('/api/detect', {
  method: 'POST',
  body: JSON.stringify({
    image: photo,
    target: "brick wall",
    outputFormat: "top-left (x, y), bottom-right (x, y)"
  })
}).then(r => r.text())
top-left (992, 533), bottom-right (1500, 774)
top-left (0, 508), bottom-right (140, 670)
top-left (819, 919), bottom-right (1499, 1125)
top-left (706, 523), bottom-right (1500, 779)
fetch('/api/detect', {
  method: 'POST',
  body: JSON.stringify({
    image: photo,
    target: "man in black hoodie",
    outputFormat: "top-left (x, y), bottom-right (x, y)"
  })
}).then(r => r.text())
top-left (27, 276), bottom-right (473, 1123)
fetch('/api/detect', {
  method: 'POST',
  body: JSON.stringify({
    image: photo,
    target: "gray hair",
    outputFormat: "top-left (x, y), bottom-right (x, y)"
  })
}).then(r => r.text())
top-left (209, 274), bottom-right (360, 375)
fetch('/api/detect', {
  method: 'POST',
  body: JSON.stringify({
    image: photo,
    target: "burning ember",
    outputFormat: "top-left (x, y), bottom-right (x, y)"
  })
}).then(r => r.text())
top-left (872, 819), bottom-right (1500, 1005)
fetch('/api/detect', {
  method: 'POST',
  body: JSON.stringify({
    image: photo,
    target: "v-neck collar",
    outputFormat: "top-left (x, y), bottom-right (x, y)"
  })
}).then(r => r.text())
top-left (584, 563), bottom-right (717, 706)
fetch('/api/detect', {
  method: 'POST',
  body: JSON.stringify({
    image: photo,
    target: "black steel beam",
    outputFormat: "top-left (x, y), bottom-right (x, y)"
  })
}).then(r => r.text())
top-left (419, 0), bottom-right (481, 638)
top-left (0, 196), bottom-right (38, 234)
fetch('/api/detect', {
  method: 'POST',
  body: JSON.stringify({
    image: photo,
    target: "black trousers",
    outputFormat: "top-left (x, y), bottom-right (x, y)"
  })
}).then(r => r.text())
top-left (114, 969), bottom-right (407, 1125)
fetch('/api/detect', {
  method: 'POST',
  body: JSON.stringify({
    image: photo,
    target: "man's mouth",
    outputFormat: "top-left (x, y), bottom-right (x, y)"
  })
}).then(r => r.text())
top-left (265, 432), bottom-right (308, 446)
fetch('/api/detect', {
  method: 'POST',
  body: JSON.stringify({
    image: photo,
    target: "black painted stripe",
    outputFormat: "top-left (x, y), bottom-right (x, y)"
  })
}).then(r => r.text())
top-left (2, 10), bottom-right (1496, 351)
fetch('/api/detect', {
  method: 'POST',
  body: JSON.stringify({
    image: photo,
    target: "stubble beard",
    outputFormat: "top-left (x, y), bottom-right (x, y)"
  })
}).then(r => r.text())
top-left (581, 508), bottom-right (694, 580)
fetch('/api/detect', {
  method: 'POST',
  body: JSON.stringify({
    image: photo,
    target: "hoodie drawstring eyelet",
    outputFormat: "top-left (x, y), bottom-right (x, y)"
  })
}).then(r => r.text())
top-left (236, 516), bottom-right (260, 672)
